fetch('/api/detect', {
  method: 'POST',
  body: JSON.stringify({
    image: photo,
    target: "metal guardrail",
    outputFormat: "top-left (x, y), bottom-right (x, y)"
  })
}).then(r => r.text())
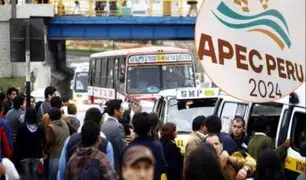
top-left (49, 0), bottom-right (199, 17)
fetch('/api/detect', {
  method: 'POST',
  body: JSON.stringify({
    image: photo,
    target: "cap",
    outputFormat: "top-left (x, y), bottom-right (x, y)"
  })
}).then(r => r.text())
top-left (123, 145), bottom-right (155, 166)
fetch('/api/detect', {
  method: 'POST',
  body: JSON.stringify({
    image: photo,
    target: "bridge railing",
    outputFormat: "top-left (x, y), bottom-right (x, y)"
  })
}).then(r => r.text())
top-left (49, 0), bottom-right (199, 17)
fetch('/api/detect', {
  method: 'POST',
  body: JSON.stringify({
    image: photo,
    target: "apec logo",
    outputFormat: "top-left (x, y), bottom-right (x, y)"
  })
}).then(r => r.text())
top-left (212, 0), bottom-right (291, 50)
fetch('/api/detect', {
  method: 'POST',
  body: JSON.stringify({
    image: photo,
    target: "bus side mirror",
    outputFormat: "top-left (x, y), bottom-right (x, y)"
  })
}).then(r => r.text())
top-left (300, 142), bottom-right (306, 157)
top-left (119, 74), bottom-right (125, 83)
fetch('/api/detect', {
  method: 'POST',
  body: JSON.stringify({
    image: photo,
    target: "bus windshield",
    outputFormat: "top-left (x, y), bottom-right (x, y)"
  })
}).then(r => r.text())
top-left (127, 64), bottom-right (195, 94)
top-left (74, 72), bottom-right (88, 92)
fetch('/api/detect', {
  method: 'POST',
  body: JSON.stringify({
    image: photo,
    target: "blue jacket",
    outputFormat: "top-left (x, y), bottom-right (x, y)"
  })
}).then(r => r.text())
top-left (218, 132), bottom-right (239, 155)
top-left (57, 133), bottom-right (114, 180)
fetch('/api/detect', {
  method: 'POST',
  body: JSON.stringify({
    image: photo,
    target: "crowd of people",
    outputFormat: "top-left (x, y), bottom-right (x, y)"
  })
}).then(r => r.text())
top-left (0, 85), bottom-right (304, 180)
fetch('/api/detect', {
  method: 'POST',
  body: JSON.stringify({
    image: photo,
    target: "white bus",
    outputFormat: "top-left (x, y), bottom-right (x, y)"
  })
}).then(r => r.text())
top-left (88, 46), bottom-right (196, 105)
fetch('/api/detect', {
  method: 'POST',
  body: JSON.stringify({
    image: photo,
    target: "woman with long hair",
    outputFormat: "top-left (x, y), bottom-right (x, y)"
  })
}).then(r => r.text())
top-left (160, 122), bottom-right (183, 180)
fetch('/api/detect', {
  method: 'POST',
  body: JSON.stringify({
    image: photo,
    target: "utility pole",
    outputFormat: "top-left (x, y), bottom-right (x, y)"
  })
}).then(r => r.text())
top-left (11, 0), bottom-right (17, 76)
top-left (25, 20), bottom-right (31, 108)
top-left (11, 0), bottom-right (16, 18)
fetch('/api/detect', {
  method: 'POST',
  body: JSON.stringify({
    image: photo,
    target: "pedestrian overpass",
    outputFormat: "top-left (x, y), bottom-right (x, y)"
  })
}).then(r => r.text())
top-left (47, 0), bottom-right (198, 40)
top-left (48, 16), bottom-right (196, 40)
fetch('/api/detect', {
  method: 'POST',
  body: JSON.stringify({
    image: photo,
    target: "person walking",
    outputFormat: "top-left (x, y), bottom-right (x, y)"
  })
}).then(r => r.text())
top-left (160, 122), bottom-right (183, 180)
top-left (123, 112), bottom-right (168, 180)
top-left (101, 99), bottom-right (127, 173)
top-left (15, 107), bottom-right (44, 180)
top-left (57, 107), bottom-right (114, 180)
top-left (44, 108), bottom-right (70, 180)
top-left (67, 122), bottom-right (119, 180)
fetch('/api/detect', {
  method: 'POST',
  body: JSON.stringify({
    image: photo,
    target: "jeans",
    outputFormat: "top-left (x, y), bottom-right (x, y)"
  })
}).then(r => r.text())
top-left (20, 158), bottom-right (40, 180)
top-left (48, 158), bottom-right (59, 180)
top-left (43, 157), bottom-right (49, 180)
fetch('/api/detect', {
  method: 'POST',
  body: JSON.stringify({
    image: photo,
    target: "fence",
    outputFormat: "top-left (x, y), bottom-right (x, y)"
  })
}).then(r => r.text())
top-left (48, 0), bottom-right (200, 16)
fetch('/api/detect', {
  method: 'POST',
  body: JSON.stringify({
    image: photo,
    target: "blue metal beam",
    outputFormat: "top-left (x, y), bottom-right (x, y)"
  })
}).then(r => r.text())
top-left (47, 16), bottom-right (196, 40)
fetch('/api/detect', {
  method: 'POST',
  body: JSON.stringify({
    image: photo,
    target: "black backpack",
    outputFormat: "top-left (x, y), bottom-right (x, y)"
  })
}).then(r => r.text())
top-left (79, 159), bottom-right (102, 180)
top-left (67, 133), bottom-right (108, 160)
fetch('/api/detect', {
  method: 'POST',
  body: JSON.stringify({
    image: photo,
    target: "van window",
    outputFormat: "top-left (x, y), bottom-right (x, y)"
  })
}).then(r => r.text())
top-left (277, 109), bottom-right (289, 146)
top-left (291, 111), bottom-right (306, 152)
top-left (247, 103), bottom-right (283, 138)
top-left (220, 102), bottom-right (247, 133)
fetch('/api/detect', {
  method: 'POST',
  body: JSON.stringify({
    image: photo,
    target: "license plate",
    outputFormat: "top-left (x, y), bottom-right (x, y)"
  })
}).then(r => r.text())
top-left (176, 139), bottom-right (184, 147)
top-left (204, 89), bottom-right (215, 96)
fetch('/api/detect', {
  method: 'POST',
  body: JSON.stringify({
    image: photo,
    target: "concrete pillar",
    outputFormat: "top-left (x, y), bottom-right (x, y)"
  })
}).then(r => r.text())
top-left (49, 40), bottom-right (73, 98)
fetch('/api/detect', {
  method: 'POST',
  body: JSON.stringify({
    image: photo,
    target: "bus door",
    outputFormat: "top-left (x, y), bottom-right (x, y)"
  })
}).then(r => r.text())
top-left (283, 107), bottom-right (306, 176)
top-left (116, 56), bottom-right (126, 99)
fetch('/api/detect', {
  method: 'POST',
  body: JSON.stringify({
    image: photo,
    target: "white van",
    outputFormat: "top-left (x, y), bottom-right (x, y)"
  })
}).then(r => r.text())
top-left (214, 83), bottom-right (305, 178)
top-left (153, 87), bottom-right (220, 154)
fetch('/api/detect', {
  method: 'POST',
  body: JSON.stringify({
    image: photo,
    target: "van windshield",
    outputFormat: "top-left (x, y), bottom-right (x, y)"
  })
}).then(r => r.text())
top-left (166, 98), bottom-right (217, 132)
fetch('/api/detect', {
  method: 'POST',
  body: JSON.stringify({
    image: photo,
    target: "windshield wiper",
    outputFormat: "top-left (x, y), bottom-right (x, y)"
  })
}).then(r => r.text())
top-left (177, 130), bottom-right (191, 134)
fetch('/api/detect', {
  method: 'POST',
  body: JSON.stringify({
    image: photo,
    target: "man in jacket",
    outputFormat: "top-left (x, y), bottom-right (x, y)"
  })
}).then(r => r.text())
top-left (38, 86), bottom-right (57, 121)
top-left (3, 87), bottom-right (18, 116)
top-left (101, 99), bottom-right (127, 173)
top-left (185, 116), bottom-right (207, 159)
top-left (57, 107), bottom-right (114, 180)
top-left (248, 115), bottom-right (290, 160)
top-left (67, 122), bottom-right (119, 180)
top-left (206, 134), bottom-right (256, 180)
top-left (230, 116), bottom-right (249, 153)
top-left (205, 115), bottom-right (239, 155)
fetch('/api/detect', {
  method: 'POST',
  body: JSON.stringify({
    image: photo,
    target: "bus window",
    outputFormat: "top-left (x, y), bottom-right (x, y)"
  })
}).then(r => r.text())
top-left (89, 60), bottom-right (95, 85)
top-left (94, 59), bottom-right (101, 86)
top-left (247, 103), bottom-right (283, 139)
top-left (101, 59), bottom-right (107, 87)
top-left (291, 111), bottom-right (306, 152)
top-left (106, 59), bottom-right (114, 88)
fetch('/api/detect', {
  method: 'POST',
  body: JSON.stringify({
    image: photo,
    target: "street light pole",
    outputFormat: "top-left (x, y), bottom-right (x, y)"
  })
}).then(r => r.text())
top-left (11, 0), bottom-right (16, 19)
top-left (25, 20), bottom-right (31, 108)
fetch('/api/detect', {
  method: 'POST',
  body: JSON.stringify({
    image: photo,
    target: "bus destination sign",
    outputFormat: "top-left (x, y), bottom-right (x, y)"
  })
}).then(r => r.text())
top-left (128, 53), bottom-right (192, 64)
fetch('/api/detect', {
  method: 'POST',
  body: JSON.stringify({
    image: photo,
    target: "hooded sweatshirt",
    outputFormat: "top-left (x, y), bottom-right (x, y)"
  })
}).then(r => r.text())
top-left (15, 123), bottom-right (44, 160)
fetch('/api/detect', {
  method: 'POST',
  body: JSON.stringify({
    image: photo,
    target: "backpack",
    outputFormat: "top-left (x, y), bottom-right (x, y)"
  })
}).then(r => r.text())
top-left (67, 133), bottom-right (108, 160)
top-left (78, 159), bottom-right (102, 180)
